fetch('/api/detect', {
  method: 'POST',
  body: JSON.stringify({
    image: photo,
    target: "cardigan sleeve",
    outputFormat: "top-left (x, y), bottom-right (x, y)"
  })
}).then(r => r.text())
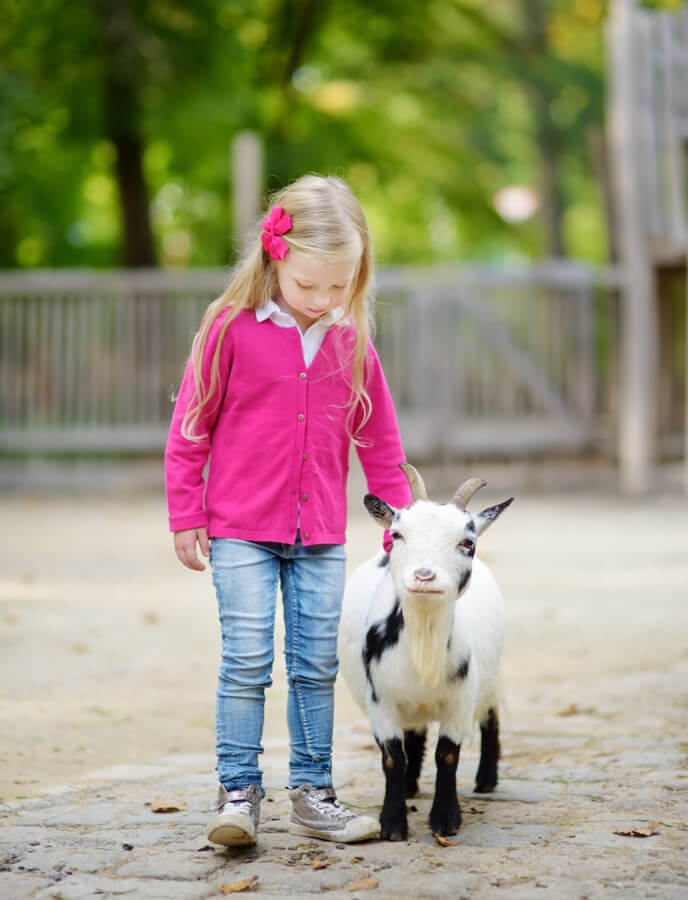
top-left (354, 341), bottom-right (413, 514)
top-left (164, 311), bottom-right (234, 532)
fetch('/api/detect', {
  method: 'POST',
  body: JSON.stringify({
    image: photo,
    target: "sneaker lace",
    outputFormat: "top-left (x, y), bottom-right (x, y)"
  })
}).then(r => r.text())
top-left (224, 798), bottom-right (253, 816)
top-left (211, 786), bottom-right (260, 815)
top-left (311, 795), bottom-right (356, 823)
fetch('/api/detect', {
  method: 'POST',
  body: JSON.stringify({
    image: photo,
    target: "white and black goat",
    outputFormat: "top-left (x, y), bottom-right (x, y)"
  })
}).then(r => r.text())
top-left (338, 464), bottom-right (512, 840)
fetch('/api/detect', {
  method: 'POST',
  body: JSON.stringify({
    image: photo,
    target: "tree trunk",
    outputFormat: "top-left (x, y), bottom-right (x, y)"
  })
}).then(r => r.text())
top-left (587, 124), bottom-right (620, 263)
top-left (99, 0), bottom-right (156, 268)
top-left (520, 0), bottom-right (566, 258)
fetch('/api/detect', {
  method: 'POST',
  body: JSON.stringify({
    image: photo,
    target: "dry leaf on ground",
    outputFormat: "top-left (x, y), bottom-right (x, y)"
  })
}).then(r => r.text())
top-left (557, 703), bottom-right (579, 716)
top-left (150, 797), bottom-right (186, 813)
top-left (347, 876), bottom-right (379, 891)
top-left (220, 875), bottom-right (260, 893)
top-left (312, 858), bottom-right (330, 869)
top-left (433, 832), bottom-right (459, 846)
top-left (613, 821), bottom-right (660, 838)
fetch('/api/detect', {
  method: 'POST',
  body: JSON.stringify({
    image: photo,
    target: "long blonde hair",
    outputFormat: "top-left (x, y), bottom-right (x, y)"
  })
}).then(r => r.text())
top-left (181, 174), bottom-right (376, 443)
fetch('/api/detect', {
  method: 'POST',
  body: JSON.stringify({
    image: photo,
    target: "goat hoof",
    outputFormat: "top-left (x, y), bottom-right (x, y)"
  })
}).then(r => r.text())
top-left (380, 809), bottom-right (408, 842)
top-left (381, 828), bottom-right (407, 841)
top-left (474, 782), bottom-right (497, 794)
top-left (429, 805), bottom-right (461, 836)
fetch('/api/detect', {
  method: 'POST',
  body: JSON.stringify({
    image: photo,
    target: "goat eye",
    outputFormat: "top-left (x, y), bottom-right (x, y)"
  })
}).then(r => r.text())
top-left (457, 538), bottom-right (474, 552)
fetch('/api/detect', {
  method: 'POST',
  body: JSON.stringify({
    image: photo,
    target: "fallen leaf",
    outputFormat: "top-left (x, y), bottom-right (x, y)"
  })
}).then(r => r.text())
top-left (347, 876), bottom-right (379, 891)
top-left (151, 797), bottom-right (186, 813)
top-left (312, 858), bottom-right (330, 869)
top-left (220, 875), bottom-right (259, 893)
top-left (613, 821), bottom-right (660, 838)
top-left (433, 832), bottom-right (459, 847)
top-left (557, 703), bottom-right (578, 717)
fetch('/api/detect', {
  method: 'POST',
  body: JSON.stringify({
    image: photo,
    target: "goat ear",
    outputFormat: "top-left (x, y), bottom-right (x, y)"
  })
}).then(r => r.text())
top-left (364, 493), bottom-right (395, 528)
top-left (474, 497), bottom-right (514, 536)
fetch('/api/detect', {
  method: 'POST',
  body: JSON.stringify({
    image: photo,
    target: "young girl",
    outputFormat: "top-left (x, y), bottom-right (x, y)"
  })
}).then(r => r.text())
top-left (165, 174), bottom-right (412, 847)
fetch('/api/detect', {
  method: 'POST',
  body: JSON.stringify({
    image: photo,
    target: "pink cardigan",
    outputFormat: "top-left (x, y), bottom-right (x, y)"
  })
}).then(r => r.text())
top-left (165, 309), bottom-right (412, 545)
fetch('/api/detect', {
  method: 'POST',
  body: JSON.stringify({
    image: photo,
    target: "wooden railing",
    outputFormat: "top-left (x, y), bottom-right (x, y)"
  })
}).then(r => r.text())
top-left (0, 263), bottom-right (623, 458)
top-left (375, 263), bottom-right (623, 458)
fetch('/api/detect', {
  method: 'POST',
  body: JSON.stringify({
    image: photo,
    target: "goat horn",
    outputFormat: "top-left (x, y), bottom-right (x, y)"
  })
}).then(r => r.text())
top-left (452, 477), bottom-right (487, 510)
top-left (399, 462), bottom-right (428, 502)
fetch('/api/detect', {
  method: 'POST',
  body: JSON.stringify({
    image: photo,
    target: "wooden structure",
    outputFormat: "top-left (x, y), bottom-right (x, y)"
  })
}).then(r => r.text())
top-left (0, 264), bottom-right (621, 460)
top-left (2, 1), bottom-right (686, 479)
top-left (232, 132), bottom-right (263, 255)
top-left (608, 0), bottom-right (688, 490)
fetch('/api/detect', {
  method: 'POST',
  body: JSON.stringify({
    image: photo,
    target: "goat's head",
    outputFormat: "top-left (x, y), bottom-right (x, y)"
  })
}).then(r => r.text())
top-left (365, 463), bottom-right (513, 605)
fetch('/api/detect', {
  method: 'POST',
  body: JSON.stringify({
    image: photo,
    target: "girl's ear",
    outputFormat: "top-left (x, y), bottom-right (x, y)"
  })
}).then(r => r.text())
top-left (474, 497), bottom-right (514, 536)
top-left (364, 494), bottom-right (395, 528)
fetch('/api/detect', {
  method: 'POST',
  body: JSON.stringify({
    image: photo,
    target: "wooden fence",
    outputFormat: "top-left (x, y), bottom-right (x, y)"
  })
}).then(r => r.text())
top-left (0, 263), bottom-right (625, 459)
top-left (607, 0), bottom-right (688, 489)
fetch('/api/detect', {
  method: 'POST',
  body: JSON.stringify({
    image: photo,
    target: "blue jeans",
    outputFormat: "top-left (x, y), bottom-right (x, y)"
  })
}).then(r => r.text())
top-left (210, 534), bottom-right (346, 793)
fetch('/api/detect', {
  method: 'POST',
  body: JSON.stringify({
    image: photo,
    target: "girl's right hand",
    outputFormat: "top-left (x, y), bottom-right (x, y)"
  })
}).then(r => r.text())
top-left (173, 528), bottom-right (210, 571)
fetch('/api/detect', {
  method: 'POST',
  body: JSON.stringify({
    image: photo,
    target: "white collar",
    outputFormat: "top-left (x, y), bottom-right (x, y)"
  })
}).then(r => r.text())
top-left (255, 298), bottom-right (347, 330)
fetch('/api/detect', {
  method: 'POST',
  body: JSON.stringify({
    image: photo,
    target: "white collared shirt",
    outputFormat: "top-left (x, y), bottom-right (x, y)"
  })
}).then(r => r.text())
top-left (255, 299), bottom-right (346, 367)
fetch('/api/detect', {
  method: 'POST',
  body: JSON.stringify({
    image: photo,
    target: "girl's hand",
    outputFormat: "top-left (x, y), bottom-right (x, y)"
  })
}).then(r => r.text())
top-left (173, 528), bottom-right (210, 571)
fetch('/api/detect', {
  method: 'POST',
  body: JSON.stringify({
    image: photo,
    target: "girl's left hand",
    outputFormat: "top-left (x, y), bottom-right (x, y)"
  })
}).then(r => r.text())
top-left (173, 527), bottom-right (210, 571)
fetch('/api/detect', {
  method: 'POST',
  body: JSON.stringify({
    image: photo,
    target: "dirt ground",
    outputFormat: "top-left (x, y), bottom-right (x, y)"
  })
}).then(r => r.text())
top-left (1, 460), bottom-right (686, 805)
top-left (1, 460), bottom-right (688, 898)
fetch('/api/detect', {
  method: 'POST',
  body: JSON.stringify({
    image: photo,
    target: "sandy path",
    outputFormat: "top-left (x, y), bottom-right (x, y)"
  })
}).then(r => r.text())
top-left (1, 472), bottom-right (687, 808)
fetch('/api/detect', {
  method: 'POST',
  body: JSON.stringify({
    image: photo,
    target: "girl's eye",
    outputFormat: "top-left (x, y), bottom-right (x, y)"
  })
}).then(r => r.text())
top-left (391, 531), bottom-right (404, 542)
top-left (296, 282), bottom-right (313, 289)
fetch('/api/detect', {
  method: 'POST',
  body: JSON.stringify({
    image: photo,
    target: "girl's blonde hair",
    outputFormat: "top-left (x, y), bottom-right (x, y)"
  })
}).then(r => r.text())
top-left (181, 174), bottom-right (375, 443)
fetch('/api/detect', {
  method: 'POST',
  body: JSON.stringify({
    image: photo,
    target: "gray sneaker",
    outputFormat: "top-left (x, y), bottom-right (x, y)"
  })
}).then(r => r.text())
top-left (288, 784), bottom-right (379, 843)
top-left (206, 784), bottom-right (261, 846)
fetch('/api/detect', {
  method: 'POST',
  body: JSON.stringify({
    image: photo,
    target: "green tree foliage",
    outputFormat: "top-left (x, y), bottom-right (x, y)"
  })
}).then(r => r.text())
top-left (0, 0), bottom-right (626, 268)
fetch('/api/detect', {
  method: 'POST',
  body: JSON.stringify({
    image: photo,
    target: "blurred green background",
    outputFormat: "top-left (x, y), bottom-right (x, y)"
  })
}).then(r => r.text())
top-left (7, 0), bottom-right (680, 271)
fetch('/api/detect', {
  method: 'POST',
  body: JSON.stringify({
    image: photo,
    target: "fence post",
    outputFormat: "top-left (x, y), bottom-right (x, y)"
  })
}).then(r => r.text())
top-left (685, 266), bottom-right (688, 492)
top-left (608, 0), bottom-right (659, 491)
top-left (232, 131), bottom-right (263, 255)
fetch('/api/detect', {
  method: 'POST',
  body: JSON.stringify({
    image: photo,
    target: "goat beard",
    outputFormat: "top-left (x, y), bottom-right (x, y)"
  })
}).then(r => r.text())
top-left (403, 597), bottom-right (454, 689)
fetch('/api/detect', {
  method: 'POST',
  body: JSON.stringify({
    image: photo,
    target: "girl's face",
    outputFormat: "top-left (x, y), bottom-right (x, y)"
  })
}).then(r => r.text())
top-left (274, 249), bottom-right (359, 332)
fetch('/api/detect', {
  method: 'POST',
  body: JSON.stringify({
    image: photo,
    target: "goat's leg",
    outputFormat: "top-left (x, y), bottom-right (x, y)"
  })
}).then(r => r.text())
top-left (475, 706), bottom-right (500, 793)
top-left (403, 729), bottom-right (426, 798)
top-left (429, 735), bottom-right (462, 835)
top-left (377, 736), bottom-right (408, 840)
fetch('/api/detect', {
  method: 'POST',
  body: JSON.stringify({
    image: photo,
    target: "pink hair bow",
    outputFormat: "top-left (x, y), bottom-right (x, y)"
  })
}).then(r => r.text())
top-left (260, 206), bottom-right (292, 260)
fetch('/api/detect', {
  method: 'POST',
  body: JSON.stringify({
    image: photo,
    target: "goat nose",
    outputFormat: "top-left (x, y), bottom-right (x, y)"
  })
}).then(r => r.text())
top-left (414, 568), bottom-right (435, 582)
